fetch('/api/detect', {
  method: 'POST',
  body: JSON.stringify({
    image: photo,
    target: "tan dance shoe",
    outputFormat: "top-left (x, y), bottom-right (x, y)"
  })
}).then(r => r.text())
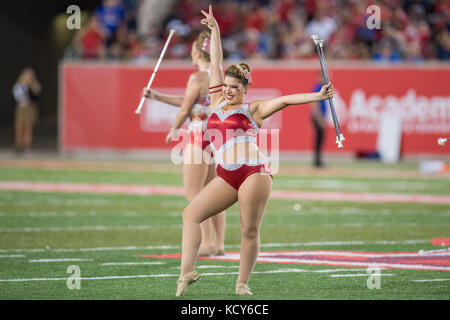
top-left (176, 271), bottom-right (200, 297)
top-left (197, 246), bottom-right (214, 257)
top-left (235, 283), bottom-right (253, 295)
top-left (214, 249), bottom-right (225, 256)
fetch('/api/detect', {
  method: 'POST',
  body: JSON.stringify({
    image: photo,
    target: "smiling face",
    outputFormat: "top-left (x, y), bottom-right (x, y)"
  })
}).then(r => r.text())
top-left (223, 76), bottom-right (247, 105)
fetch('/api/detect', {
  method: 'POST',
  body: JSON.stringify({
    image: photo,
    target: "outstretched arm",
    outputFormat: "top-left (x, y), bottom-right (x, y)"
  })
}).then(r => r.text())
top-left (143, 88), bottom-right (184, 107)
top-left (201, 5), bottom-right (224, 108)
top-left (251, 83), bottom-right (334, 126)
top-left (165, 73), bottom-right (202, 144)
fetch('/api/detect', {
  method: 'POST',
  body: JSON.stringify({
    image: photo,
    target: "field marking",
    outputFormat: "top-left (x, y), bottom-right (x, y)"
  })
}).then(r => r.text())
top-left (412, 279), bottom-right (450, 282)
top-left (29, 258), bottom-right (93, 263)
top-left (0, 268), bottom-right (371, 283)
top-left (170, 265), bottom-right (240, 269)
top-left (0, 254), bottom-right (26, 258)
top-left (0, 225), bottom-right (182, 233)
top-left (260, 250), bottom-right (450, 258)
top-left (260, 239), bottom-right (428, 248)
top-left (330, 273), bottom-right (394, 278)
top-left (1, 222), bottom-right (437, 233)
top-left (1, 180), bottom-right (450, 204)
top-left (0, 239), bottom-right (429, 253)
top-left (0, 240), bottom-right (429, 253)
top-left (2, 157), bottom-right (448, 180)
top-left (101, 262), bottom-right (165, 266)
top-left (194, 252), bottom-right (450, 272)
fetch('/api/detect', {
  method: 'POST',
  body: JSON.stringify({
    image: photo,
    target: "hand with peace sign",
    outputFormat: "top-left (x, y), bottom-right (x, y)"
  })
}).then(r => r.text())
top-left (199, 5), bottom-right (224, 107)
top-left (200, 5), bottom-right (219, 30)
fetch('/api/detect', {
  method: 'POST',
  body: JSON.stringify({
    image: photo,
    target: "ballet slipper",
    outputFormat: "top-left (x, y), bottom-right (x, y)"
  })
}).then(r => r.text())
top-left (176, 271), bottom-right (200, 297)
top-left (198, 246), bottom-right (214, 257)
top-left (214, 248), bottom-right (225, 256)
top-left (235, 283), bottom-right (253, 295)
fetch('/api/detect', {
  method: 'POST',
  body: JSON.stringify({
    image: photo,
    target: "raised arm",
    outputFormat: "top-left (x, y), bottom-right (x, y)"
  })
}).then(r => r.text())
top-left (251, 83), bottom-right (334, 126)
top-left (201, 5), bottom-right (224, 108)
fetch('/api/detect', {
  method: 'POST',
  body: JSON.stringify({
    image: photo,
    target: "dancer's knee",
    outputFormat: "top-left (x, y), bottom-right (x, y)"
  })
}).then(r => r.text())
top-left (184, 191), bottom-right (198, 202)
top-left (182, 206), bottom-right (192, 222)
top-left (182, 205), bottom-right (201, 224)
top-left (241, 225), bottom-right (259, 241)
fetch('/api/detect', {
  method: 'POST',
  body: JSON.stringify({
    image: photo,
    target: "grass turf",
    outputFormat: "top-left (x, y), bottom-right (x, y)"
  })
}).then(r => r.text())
top-left (0, 159), bottom-right (449, 300)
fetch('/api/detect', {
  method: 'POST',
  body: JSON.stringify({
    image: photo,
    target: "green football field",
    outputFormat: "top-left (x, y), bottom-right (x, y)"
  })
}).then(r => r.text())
top-left (0, 156), bottom-right (449, 301)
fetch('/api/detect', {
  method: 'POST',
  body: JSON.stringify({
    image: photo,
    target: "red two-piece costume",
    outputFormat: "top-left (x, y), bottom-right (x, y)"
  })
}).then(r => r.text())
top-left (206, 100), bottom-right (272, 190)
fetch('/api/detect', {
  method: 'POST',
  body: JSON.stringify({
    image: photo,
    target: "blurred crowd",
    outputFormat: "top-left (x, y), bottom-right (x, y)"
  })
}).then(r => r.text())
top-left (65, 0), bottom-right (450, 62)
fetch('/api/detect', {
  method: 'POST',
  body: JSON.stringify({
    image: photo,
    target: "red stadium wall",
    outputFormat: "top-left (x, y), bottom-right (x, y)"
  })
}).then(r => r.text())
top-left (60, 62), bottom-right (450, 155)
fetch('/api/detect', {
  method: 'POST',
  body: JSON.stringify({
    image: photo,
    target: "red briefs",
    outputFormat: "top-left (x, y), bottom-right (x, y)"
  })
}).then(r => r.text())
top-left (216, 163), bottom-right (272, 191)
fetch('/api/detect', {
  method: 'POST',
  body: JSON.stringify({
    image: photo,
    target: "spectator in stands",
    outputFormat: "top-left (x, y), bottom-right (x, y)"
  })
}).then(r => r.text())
top-left (372, 39), bottom-right (402, 62)
top-left (280, 10), bottom-right (314, 60)
top-left (305, 0), bottom-right (337, 42)
top-left (65, 0), bottom-right (450, 62)
top-left (242, 28), bottom-right (269, 59)
top-left (12, 68), bottom-right (41, 154)
top-left (310, 72), bottom-right (328, 168)
top-left (109, 23), bottom-right (130, 60)
top-left (73, 15), bottom-right (107, 59)
top-left (276, 0), bottom-right (298, 24)
top-left (122, 0), bottom-right (138, 31)
top-left (436, 28), bottom-right (450, 59)
top-left (95, 0), bottom-right (125, 47)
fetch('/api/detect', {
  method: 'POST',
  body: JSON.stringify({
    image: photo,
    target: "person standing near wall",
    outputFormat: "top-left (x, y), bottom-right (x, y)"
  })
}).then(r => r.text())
top-left (311, 73), bottom-right (328, 168)
top-left (12, 67), bottom-right (41, 154)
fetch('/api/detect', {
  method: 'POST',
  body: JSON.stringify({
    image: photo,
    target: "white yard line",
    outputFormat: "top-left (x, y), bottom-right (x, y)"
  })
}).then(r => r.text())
top-left (0, 239), bottom-right (429, 253)
top-left (412, 279), bottom-right (450, 282)
top-left (259, 239), bottom-right (428, 247)
top-left (260, 250), bottom-right (450, 258)
top-left (0, 254), bottom-right (26, 258)
top-left (101, 262), bottom-right (165, 266)
top-left (170, 265), bottom-right (240, 269)
top-left (330, 273), bottom-right (394, 278)
top-left (0, 268), bottom-right (372, 283)
top-left (0, 222), bottom-right (438, 232)
top-left (0, 225), bottom-right (182, 232)
top-left (259, 259), bottom-right (450, 272)
top-left (212, 253), bottom-right (450, 272)
top-left (29, 258), bottom-right (93, 263)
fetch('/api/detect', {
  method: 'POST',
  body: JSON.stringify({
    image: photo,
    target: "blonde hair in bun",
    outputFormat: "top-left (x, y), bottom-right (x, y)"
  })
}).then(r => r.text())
top-left (194, 31), bottom-right (211, 61)
top-left (225, 62), bottom-right (252, 86)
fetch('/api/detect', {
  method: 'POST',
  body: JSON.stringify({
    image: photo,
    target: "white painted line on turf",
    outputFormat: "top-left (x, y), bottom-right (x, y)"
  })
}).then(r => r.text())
top-left (259, 239), bottom-right (429, 248)
top-left (272, 259), bottom-right (450, 272)
top-left (0, 277), bottom-right (69, 282)
top-left (101, 262), bottom-right (165, 266)
top-left (0, 268), bottom-right (366, 283)
top-left (214, 252), bottom-right (450, 271)
top-left (29, 258), bottom-right (93, 263)
top-left (0, 269), bottom-right (293, 282)
top-left (0, 222), bottom-right (435, 232)
top-left (260, 250), bottom-right (450, 258)
top-left (0, 255), bottom-right (26, 258)
top-left (0, 225), bottom-right (182, 232)
top-left (0, 245), bottom-right (181, 253)
top-left (0, 239), bottom-right (429, 253)
top-left (171, 265), bottom-right (240, 269)
top-left (314, 268), bottom-right (367, 273)
top-left (412, 278), bottom-right (450, 282)
top-left (330, 273), bottom-right (394, 278)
